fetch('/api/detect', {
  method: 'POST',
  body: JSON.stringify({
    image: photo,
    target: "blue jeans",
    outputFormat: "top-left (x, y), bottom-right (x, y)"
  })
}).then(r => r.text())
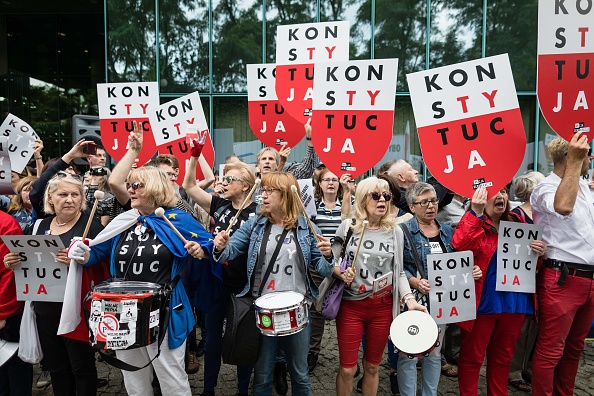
top-left (253, 314), bottom-right (312, 396)
top-left (397, 324), bottom-right (446, 396)
top-left (204, 292), bottom-right (253, 394)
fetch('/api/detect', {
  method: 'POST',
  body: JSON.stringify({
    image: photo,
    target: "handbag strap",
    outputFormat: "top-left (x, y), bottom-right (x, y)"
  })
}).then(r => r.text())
top-left (255, 222), bottom-right (289, 298)
top-left (340, 219), bottom-right (355, 259)
top-left (401, 223), bottom-right (426, 279)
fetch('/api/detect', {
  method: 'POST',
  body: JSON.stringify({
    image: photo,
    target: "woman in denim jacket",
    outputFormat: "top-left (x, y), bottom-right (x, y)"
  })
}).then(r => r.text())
top-left (213, 172), bottom-right (334, 396)
top-left (397, 182), bottom-right (461, 396)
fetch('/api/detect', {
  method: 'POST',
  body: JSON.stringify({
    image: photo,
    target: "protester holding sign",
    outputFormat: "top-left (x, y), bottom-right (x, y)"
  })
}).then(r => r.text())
top-left (333, 177), bottom-right (426, 396)
top-left (507, 171), bottom-right (544, 392)
top-left (68, 166), bottom-right (213, 396)
top-left (182, 151), bottom-right (257, 396)
top-left (530, 134), bottom-right (594, 396)
top-left (8, 176), bottom-right (38, 234)
top-left (4, 171), bottom-right (107, 395)
top-left (0, 211), bottom-right (32, 396)
top-left (397, 182), bottom-right (458, 396)
top-left (212, 172), bottom-right (334, 396)
top-left (452, 185), bottom-right (546, 396)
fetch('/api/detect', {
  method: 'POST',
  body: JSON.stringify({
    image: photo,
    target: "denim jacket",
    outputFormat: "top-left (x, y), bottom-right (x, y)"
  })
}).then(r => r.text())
top-left (214, 215), bottom-right (333, 298)
top-left (400, 217), bottom-right (455, 279)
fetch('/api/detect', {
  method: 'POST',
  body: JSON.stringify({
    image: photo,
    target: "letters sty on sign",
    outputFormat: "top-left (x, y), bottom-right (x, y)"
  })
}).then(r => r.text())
top-left (247, 64), bottom-right (306, 148)
top-left (275, 21), bottom-right (350, 125)
top-left (537, 0), bottom-right (594, 141)
top-left (97, 82), bottom-right (160, 165)
top-left (407, 54), bottom-right (526, 199)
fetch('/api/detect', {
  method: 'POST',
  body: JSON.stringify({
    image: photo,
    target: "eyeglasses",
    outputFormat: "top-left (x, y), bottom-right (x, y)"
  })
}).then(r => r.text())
top-left (368, 191), bottom-right (392, 201)
top-left (126, 181), bottom-right (145, 190)
top-left (165, 172), bottom-right (178, 180)
top-left (223, 175), bottom-right (244, 184)
top-left (413, 199), bottom-right (438, 207)
top-left (54, 171), bottom-right (83, 182)
top-left (260, 187), bottom-right (278, 196)
top-left (321, 178), bottom-right (339, 183)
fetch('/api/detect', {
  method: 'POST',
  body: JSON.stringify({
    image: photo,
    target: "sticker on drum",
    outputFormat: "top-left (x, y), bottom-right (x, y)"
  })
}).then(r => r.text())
top-left (390, 310), bottom-right (439, 358)
top-left (254, 291), bottom-right (309, 336)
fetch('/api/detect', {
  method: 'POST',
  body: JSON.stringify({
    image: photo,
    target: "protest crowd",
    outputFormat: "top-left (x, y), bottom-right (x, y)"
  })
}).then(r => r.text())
top-left (1, 16), bottom-right (594, 396)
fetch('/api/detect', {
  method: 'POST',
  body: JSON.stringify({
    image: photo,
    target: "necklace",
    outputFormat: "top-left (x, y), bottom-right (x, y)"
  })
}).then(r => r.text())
top-left (55, 213), bottom-right (79, 227)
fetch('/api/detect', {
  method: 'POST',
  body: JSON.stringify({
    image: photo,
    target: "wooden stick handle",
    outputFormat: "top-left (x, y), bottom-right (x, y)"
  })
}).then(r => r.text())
top-left (290, 185), bottom-right (321, 243)
top-left (224, 179), bottom-right (261, 234)
top-left (162, 216), bottom-right (188, 244)
top-left (81, 191), bottom-right (105, 240)
top-left (351, 221), bottom-right (368, 273)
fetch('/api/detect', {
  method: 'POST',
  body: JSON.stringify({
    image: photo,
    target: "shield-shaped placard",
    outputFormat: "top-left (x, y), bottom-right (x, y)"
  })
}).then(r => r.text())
top-left (311, 59), bottom-right (398, 179)
top-left (247, 64), bottom-right (305, 148)
top-left (537, 0), bottom-right (594, 141)
top-left (275, 21), bottom-right (350, 126)
top-left (97, 82), bottom-right (159, 165)
top-left (407, 54), bottom-right (526, 199)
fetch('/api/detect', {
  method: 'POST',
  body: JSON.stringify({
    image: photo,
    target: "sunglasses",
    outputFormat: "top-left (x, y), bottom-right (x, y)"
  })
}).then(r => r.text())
top-left (368, 191), bottom-right (392, 201)
top-left (55, 171), bottom-right (83, 182)
top-left (223, 175), bottom-right (244, 184)
top-left (126, 181), bottom-right (145, 190)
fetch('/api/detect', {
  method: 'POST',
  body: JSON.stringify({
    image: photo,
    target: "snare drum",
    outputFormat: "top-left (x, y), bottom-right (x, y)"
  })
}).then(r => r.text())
top-left (390, 310), bottom-right (439, 359)
top-left (254, 291), bottom-right (309, 336)
top-left (88, 281), bottom-right (164, 351)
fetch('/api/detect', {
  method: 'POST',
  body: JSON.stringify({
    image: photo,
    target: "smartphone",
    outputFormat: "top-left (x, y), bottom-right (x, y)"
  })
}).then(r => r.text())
top-left (83, 142), bottom-right (97, 155)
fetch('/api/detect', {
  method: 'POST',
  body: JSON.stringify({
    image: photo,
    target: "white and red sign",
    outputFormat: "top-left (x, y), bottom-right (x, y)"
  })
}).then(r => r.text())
top-left (311, 59), bottom-right (398, 179)
top-left (275, 21), bottom-right (350, 125)
top-left (97, 82), bottom-right (160, 165)
top-left (247, 64), bottom-right (306, 148)
top-left (148, 92), bottom-right (208, 147)
top-left (407, 54), bottom-right (526, 199)
top-left (0, 114), bottom-right (39, 174)
top-left (537, 0), bottom-right (594, 141)
top-left (158, 130), bottom-right (215, 185)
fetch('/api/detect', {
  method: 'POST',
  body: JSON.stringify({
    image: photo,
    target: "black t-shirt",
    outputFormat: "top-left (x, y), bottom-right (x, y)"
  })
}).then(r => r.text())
top-left (34, 213), bottom-right (104, 316)
top-left (114, 225), bottom-right (173, 284)
top-left (209, 195), bottom-right (257, 292)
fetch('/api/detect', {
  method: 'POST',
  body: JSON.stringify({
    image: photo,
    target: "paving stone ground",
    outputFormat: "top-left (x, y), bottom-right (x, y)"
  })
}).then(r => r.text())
top-left (32, 321), bottom-right (594, 395)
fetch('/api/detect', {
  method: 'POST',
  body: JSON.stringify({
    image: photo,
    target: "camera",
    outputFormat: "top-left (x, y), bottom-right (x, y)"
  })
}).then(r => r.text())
top-left (89, 167), bottom-right (108, 176)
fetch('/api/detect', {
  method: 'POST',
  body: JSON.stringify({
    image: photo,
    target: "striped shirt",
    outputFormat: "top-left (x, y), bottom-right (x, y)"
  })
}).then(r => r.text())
top-left (312, 199), bottom-right (343, 243)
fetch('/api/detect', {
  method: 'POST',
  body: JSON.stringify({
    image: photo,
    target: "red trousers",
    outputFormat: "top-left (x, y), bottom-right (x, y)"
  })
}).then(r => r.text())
top-left (458, 313), bottom-right (524, 396)
top-left (531, 268), bottom-right (594, 396)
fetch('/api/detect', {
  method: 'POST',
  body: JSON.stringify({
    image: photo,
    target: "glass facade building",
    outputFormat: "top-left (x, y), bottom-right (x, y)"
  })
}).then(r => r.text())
top-left (1, 0), bottom-right (560, 176)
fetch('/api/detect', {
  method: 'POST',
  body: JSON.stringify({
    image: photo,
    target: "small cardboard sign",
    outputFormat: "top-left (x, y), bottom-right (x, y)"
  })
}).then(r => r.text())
top-left (275, 21), bottom-right (350, 125)
top-left (311, 58), bottom-right (398, 179)
top-left (426, 251), bottom-right (476, 325)
top-left (407, 54), bottom-right (526, 199)
top-left (537, 0), bottom-right (594, 141)
top-left (0, 235), bottom-right (66, 302)
top-left (0, 114), bottom-right (39, 174)
top-left (297, 179), bottom-right (316, 218)
top-left (97, 82), bottom-right (160, 165)
top-left (148, 92), bottom-right (209, 147)
top-left (496, 221), bottom-right (543, 293)
top-left (247, 64), bottom-right (306, 148)
top-left (0, 137), bottom-right (14, 195)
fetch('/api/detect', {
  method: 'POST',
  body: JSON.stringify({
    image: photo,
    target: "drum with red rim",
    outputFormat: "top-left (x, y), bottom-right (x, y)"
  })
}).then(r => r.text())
top-left (254, 291), bottom-right (309, 336)
top-left (390, 310), bottom-right (440, 359)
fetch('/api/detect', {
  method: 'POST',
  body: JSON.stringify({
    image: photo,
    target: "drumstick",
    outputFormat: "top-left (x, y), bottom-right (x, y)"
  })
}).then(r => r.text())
top-left (290, 185), bottom-right (321, 243)
top-left (154, 207), bottom-right (188, 244)
top-left (82, 190), bottom-right (105, 240)
top-left (224, 179), bottom-right (261, 233)
top-left (351, 220), bottom-right (368, 273)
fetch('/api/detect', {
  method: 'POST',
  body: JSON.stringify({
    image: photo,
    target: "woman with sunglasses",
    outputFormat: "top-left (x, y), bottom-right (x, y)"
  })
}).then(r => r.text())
top-left (452, 185), bottom-right (546, 395)
top-left (212, 172), bottom-right (333, 396)
top-left (68, 166), bottom-right (213, 396)
top-left (396, 182), bottom-right (468, 396)
top-left (334, 177), bottom-right (427, 396)
top-left (4, 171), bottom-right (108, 395)
top-left (182, 150), bottom-right (258, 396)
